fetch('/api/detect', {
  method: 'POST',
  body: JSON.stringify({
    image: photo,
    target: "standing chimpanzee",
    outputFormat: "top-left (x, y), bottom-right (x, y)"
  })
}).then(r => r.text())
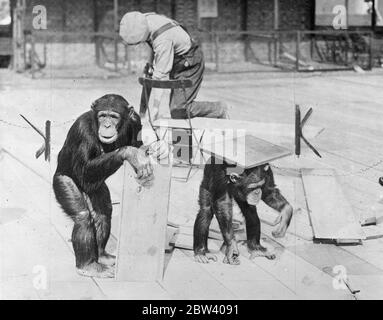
top-left (194, 158), bottom-right (293, 264)
top-left (53, 94), bottom-right (157, 278)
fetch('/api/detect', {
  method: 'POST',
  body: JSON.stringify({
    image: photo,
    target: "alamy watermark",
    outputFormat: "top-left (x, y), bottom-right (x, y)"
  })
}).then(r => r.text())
top-left (32, 5), bottom-right (47, 30)
top-left (332, 5), bottom-right (347, 30)
top-left (32, 265), bottom-right (48, 290)
top-left (332, 265), bottom-right (348, 290)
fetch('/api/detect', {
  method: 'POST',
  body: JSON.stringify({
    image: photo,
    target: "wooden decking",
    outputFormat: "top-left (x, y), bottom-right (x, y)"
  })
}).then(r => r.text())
top-left (1, 69), bottom-right (383, 299)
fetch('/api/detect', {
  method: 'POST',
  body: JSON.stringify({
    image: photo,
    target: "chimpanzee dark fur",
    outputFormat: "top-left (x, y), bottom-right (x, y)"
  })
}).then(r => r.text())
top-left (53, 94), bottom-right (142, 277)
top-left (193, 157), bottom-right (293, 264)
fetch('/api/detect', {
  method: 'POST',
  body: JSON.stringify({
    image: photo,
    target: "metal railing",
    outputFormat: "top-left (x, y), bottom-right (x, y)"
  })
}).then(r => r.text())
top-left (25, 29), bottom-right (376, 77)
top-left (200, 29), bottom-right (374, 72)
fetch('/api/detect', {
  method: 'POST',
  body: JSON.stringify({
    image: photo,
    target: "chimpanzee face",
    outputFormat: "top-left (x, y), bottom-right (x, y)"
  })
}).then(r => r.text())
top-left (97, 110), bottom-right (121, 144)
top-left (228, 164), bottom-right (270, 205)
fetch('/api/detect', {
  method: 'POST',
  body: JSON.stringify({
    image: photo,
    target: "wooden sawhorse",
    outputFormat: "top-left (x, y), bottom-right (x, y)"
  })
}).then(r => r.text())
top-left (139, 76), bottom-right (205, 182)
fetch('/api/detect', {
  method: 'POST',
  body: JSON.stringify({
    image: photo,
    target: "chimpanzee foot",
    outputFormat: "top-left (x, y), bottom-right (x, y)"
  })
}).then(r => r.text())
top-left (272, 204), bottom-right (293, 238)
top-left (76, 262), bottom-right (115, 278)
top-left (248, 245), bottom-right (276, 260)
top-left (98, 252), bottom-right (116, 266)
top-left (221, 243), bottom-right (240, 265)
top-left (194, 253), bottom-right (218, 264)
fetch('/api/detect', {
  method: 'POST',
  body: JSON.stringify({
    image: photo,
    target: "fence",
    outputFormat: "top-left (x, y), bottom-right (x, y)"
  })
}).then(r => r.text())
top-left (26, 29), bottom-right (377, 78)
top-left (28, 30), bottom-right (152, 78)
top-left (201, 30), bottom-right (375, 73)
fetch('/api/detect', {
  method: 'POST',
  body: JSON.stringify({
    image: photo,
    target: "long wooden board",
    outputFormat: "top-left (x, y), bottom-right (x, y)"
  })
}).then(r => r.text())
top-left (201, 134), bottom-right (292, 169)
top-left (116, 161), bottom-right (172, 281)
top-left (301, 168), bottom-right (365, 243)
top-left (161, 249), bottom-right (237, 300)
top-left (153, 118), bottom-right (323, 141)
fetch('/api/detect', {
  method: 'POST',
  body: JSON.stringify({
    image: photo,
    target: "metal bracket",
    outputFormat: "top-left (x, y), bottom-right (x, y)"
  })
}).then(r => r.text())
top-left (20, 114), bottom-right (51, 162)
top-left (295, 105), bottom-right (321, 158)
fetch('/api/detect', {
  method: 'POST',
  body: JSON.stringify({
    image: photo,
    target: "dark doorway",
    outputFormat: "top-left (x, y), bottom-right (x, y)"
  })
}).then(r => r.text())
top-left (0, 0), bottom-right (12, 68)
top-left (0, 55), bottom-right (11, 67)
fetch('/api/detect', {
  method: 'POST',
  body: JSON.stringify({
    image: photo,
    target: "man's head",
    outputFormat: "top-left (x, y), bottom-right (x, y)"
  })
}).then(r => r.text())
top-left (119, 11), bottom-right (150, 45)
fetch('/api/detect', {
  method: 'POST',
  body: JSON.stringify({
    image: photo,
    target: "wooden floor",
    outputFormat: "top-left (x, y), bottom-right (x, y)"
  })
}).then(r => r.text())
top-left (1, 69), bottom-right (383, 299)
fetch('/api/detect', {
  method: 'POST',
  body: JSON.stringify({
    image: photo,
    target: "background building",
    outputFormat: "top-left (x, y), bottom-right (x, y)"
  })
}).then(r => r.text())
top-left (1, 0), bottom-right (382, 73)
top-left (17, 0), bottom-right (315, 34)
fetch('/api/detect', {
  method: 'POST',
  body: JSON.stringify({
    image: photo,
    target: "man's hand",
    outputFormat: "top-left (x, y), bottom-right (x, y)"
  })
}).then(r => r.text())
top-left (120, 147), bottom-right (154, 187)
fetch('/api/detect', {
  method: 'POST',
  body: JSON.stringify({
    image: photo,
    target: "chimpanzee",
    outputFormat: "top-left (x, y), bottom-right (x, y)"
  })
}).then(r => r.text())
top-left (193, 158), bottom-right (293, 264)
top-left (53, 94), bottom-right (158, 278)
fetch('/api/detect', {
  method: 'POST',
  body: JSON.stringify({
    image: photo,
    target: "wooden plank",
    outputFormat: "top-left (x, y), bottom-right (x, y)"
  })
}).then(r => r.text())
top-left (153, 118), bottom-right (323, 144)
top-left (161, 249), bottom-right (237, 300)
top-left (153, 118), bottom-right (322, 137)
top-left (342, 238), bottom-right (383, 272)
top-left (94, 281), bottom-right (171, 300)
top-left (0, 218), bottom-right (105, 300)
top-left (181, 241), bottom-right (298, 300)
top-left (0, 155), bottom-right (107, 299)
top-left (116, 161), bottom-right (172, 281)
top-left (201, 134), bottom-right (292, 169)
top-left (165, 226), bottom-right (178, 253)
top-left (4, 150), bottom-right (173, 298)
top-left (256, 171), bottom-right (314, 241)
top-left (173, 233), bottom-right (194, 250)
top-left (174, 224), bottom-right (225, 249)
top-left (221, 280), bottom-right (297, 299)
top-left (178, 221), bottom-right (224, 240)
top-left (0, 207), bottom-right (26, 225)
top-left (258, 202), bottom-right (314, 241)
top-left (173, 229), bottom-right (248, 251)
top-left (301, 168), bottom-right (365, 242)
top-left (257, 166), bottom-right (313, 249)
top-left (259, 228), bottom-right (383, 299)
top-left (301, 150), bottom-right (381, 225)
top-left (237, 240), bottom-right (353, 299)
top-left (361, 225), bottom-right (383, 240)
top-left (277, 153), bottom-right (380, 225)
top-left (347, 275), bottom-right (383, 300)
top-left (290, 243), bottom-right (383, 276)
top-left (167, 167), bottom-right (202, 225)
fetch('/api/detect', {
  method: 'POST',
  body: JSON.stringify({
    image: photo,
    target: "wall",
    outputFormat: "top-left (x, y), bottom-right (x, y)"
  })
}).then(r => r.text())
top-left (17, 0), bottom-right (315, 69)
top-left (20, 0), bottom-right (315, 34)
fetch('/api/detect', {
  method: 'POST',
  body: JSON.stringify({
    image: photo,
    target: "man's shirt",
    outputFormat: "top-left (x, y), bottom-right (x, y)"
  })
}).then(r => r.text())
top-left (146, 13), bottom-right (192, 80)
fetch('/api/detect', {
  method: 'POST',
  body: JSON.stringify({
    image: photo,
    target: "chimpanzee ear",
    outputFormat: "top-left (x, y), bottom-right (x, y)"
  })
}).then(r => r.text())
top-left (226, 165), bottom-right (244, 183)
top-left (229, 173), bottom-right (240, 184)
top-left (127, 106), bottom-right (138, 119)
top-left (263, 164), bottom-right (270, 171)
top-left (91, 97), bottom-right (103, 111)
top-left (126, 107), bottom-right (143, 148)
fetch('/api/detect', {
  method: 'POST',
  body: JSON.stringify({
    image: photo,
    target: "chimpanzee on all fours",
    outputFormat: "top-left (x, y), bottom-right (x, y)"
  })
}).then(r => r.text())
top-left (53, 94), bottom-right (157, 278)
top-left (194, 158), bottom-right (293, 264)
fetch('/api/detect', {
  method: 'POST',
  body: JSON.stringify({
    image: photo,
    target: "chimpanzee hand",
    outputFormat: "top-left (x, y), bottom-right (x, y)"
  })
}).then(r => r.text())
top-left (121, 147), bottom-right (154, 187)
top-left (272, 204), bottom-right (293, 238)
top-left (134, 148), bottom-right (155, 188)
top-left (135, 172), bottom-right (155, 188)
